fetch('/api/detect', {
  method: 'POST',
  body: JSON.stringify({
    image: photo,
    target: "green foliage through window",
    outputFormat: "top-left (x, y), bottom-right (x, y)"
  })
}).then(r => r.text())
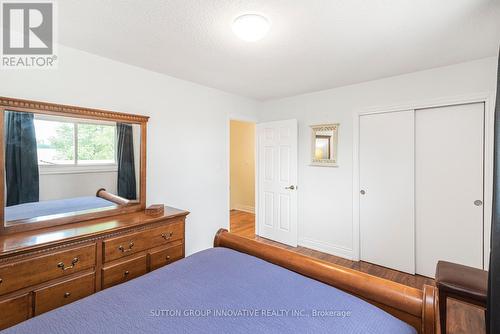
top-left (77, 124), bottom-right (115, 162)
top-left (34, 119), bottom-right (116, 165)
top-left (49, 122), bottom-right (74, 162)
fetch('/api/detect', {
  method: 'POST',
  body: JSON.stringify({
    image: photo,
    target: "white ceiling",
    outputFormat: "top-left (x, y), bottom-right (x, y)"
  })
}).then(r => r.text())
top-left (59, 0), bottom-right (500, 100)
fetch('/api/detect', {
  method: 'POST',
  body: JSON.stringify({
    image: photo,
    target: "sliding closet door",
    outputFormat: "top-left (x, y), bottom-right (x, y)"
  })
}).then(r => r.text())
top-left (415, 103), bottom-right (484, 277)
top-left (359, 111), bottom-right (415, 274)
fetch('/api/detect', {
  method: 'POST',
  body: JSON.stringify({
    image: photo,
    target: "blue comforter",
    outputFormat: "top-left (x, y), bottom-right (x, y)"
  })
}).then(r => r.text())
top-left (5, 196), bottom-right (115, 221)
top-left (3, 248), bottom-right (416, 334)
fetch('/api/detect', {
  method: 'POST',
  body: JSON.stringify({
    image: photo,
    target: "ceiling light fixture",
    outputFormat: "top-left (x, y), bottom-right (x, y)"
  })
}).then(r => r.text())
top-left (232, 14), bottom-right (270, 42)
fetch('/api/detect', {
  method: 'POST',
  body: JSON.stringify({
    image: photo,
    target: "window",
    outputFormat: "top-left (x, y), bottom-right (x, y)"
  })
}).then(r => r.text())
top-left (34, 117), bottom-right (116, 166)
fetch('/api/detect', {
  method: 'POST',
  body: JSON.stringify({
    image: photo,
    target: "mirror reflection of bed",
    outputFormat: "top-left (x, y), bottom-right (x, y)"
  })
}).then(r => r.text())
top-left (4, 110), bottom-right (141, 225)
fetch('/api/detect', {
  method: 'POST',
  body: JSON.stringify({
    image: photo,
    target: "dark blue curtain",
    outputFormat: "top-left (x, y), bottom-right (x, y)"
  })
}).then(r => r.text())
top-left (117, 123), bottom-right (137, 200)
top-left (4, 111), bottom-right (39, 206)
top-left (488, 49), bottom-right (500, 334)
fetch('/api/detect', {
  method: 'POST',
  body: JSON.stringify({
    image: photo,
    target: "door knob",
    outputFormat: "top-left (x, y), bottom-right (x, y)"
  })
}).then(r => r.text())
top-left (360, 190), bottom-right (366, 195)
top-left (285, 185), bottom-right (295, 190)
top-left (474, 200), bottom-right (483, 206)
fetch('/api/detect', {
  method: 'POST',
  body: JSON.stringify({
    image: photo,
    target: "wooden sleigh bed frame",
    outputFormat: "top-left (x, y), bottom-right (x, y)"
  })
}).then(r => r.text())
top-left (214, 229), bottom-right (437, 334)
top-left (96, 188), bottom-right (135, 206)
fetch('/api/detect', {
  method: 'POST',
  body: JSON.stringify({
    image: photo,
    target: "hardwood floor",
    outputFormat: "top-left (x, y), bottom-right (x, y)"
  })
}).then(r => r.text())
top-left (230, 209), bottom-right (485, 334)
top-left (229, 210), bottom-right (256, 239)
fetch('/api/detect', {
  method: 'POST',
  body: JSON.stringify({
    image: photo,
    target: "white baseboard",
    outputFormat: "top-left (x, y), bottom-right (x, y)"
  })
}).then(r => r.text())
top-left (231, 204), bottom-right (255, 214)
top-left (299, 237), bottom-right (354, 260)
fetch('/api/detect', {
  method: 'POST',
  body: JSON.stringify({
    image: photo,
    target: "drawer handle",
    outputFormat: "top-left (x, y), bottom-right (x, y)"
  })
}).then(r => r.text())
top-left (0, 278), bottom-right (3, 284)
top-left (166, 255), bottom-right (171, 261)
top-left (57, 257), bottom-right (79, 271)
top-left (118, 242), bottom-right (134, 253)
top-left (124, 270), bottom-right (130, 277)
top-left (161, 232), bottom-right (173, 241)
top-left (64, 292), bottom-right (71, 298)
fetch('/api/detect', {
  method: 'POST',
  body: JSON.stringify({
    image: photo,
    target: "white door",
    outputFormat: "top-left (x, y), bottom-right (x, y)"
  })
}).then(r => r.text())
top-left (415, 103), bottom-right (484, 277)
top-left (256, 119), bottom-right (298, 246)
top-left (359, 111), bottom-right (415, 274)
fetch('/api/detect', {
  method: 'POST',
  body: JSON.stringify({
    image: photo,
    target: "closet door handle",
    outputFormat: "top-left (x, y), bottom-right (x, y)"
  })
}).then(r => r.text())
top-left (474, 200), bottom-right (483, 206)
top-left (360, 190), bottom-right (366, 195)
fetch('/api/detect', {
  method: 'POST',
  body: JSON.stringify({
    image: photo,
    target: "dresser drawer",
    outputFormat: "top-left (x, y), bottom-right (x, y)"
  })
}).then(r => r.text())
top-left (34, 273), bottom-right (95, 316)
top-left (147, 222), bottom-right (184, 250)
top-left (149, 244), bottom-right (184, 271)
top-left (102, 255), bottom-right (147, 289)
top-left (103, 220), bottom-right (184, 262)
top-left (0, 294), bottom-right (30, 330)
top-left (0, 243), bottom-right (96, 295)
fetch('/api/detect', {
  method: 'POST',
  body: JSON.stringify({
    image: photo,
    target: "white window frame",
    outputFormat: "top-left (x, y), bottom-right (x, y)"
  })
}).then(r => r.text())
top-left (34, 114), bottom-right (118, 175)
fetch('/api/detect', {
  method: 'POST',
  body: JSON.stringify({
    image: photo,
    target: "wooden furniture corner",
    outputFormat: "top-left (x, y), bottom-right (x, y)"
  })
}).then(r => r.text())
top-left (435, 260), bottom-right (488, 334)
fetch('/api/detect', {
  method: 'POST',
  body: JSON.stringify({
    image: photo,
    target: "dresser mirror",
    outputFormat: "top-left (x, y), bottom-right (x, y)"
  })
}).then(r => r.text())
top-left (0, 97), bottom-right (148, 233)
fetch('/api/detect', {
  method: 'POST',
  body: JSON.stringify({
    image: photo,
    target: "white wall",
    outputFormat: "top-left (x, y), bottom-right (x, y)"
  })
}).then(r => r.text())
top-left (2, 45), bottom-right (495, 261)
top-left (0, 45), bottom-right (258, 255)
top-left (258, 57), bottom-right (498, 260)
top-left (39, 171), bottom-right (117, 201)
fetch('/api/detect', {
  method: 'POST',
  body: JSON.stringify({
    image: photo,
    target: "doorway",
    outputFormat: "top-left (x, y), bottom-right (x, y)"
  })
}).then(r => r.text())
top-left (229, 120), bottom-right (256, 239)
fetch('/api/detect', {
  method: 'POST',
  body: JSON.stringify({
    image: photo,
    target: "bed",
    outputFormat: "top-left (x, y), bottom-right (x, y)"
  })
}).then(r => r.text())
top-left (4, 189), bottom-right (130, 222)
top-left (1, 230), bottom-right (436, 333)
top-left (4, 197), bottom-right (115, 222)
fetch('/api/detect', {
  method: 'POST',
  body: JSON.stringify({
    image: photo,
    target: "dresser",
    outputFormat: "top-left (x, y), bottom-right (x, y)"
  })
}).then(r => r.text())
top-left (0, 207), bottom-right (188, 330)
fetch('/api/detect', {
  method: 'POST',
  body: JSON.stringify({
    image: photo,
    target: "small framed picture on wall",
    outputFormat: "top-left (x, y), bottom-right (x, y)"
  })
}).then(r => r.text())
top-left (310, 123), bottom-right (339, 167)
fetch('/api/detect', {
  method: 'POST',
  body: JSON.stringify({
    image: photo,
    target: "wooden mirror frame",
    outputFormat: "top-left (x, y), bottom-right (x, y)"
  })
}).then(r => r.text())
top-left (0, 97), bottom-right (149, 234)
